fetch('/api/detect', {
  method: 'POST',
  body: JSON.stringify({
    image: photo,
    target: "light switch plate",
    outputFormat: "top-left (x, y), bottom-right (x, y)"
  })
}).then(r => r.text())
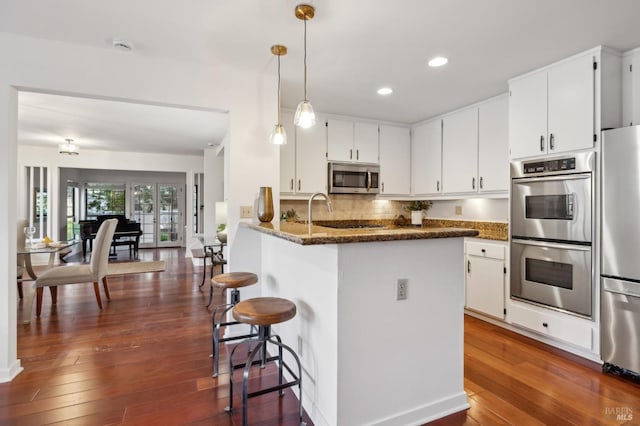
top-left (240, 206), bottom-right (253, 218)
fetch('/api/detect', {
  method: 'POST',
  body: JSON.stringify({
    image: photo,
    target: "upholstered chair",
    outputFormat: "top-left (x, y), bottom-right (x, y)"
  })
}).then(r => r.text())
top-left (22, 218), bottom-right (117, 324)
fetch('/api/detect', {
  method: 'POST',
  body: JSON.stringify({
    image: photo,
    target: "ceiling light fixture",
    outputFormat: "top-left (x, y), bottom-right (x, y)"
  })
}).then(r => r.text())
top-left (294, 4), bottom-right (316, 129)
top-left (270, 45), bottom-right (288, 145)
top-left (377, 87), bottom-right (393, 95)
top-left (428, 56), bottom-right (448, 67)
top-left (59, 138), bottom-right (79, 155)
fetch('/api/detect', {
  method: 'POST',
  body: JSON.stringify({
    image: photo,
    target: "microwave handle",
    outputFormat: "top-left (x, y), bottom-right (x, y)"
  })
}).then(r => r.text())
top-left (367, 171), bottom-right (372, 192)
top-left (512, 173), bottom-right (590, 184)
top-left (511, 238), bottom-right (591, 251)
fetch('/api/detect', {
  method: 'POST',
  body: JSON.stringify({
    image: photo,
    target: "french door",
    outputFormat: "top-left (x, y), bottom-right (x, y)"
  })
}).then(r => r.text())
top-left (131, 183), bottom-right (184, 248)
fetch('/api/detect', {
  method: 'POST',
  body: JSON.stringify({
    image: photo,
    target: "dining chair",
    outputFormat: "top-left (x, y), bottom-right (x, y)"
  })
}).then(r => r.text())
top-left (22, 218), bottom-right (117, 324)
top-left (16, 218), bottom-right (29, 299)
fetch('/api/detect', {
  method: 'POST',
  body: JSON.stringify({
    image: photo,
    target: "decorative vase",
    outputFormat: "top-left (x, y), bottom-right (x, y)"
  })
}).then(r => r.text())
top-left (257, 186), bottom-right (274, 222)
top-left (216, 229), bottom-right (227, 243)
top-left (411, 210), bottom-right (423, 226)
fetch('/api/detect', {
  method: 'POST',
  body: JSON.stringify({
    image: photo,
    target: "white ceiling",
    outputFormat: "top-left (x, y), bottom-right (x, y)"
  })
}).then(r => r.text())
top-left (4, 0), bottom-right (640, 155)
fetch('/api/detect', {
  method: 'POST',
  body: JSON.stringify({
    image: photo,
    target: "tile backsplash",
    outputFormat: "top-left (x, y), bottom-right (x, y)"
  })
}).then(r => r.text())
top-left (280, 195), bottom-right (407, 221)
top-left (280, 196), bottom-right (508, 223)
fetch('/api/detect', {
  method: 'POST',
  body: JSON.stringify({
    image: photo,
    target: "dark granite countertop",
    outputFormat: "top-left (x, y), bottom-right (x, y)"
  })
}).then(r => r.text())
top-left (241, 222), bottom-right (479, 245)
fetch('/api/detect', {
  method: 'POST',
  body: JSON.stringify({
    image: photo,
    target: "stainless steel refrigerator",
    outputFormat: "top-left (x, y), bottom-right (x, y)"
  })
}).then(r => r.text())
top-left (601, 125), bottom-right (640, 375)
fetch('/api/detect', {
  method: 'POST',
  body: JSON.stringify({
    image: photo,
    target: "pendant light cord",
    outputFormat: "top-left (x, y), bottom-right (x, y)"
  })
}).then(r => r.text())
top-left (277, 53), bottom-right (282, 125)
top-left (303, 16), bottom-right (308, 102)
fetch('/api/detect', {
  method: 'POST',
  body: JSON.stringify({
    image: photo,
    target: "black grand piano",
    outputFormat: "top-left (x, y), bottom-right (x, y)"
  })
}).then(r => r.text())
top-left (78, 214), bottom-right (143, 258)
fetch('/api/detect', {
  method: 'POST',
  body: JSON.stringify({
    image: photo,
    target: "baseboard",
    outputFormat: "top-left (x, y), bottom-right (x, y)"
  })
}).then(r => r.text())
top-left (368, 392), bottom-right (469, 426)
top-left (0, 359), bottom-right (23, 383)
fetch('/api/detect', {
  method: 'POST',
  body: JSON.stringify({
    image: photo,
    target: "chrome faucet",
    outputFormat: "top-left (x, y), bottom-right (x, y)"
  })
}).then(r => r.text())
top-left (308, 192), bottom-right (333, 234)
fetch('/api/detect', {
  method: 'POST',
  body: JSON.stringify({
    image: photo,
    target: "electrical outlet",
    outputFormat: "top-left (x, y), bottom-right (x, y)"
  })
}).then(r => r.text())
top-left (455, 205), bottom-right (463, 215)
top-left (240, 205), bottom-right (252, 218)
top-left (396, 278), bottom-right (408, 300)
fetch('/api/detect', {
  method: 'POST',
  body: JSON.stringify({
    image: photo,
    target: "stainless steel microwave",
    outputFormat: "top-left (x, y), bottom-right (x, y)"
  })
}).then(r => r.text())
top-left (328, 162), bottom-right (380, 194)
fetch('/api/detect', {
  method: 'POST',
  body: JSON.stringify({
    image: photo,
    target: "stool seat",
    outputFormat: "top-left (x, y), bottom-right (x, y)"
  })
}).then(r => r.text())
top-left (211, 272), bottom-right (258, 289)
top-left (233, 297), bottom-right (296, 326)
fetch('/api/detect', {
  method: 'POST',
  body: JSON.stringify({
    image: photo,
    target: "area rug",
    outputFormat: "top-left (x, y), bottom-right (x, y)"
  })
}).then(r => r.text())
top-left (107, 260), bottom-right (166, 276)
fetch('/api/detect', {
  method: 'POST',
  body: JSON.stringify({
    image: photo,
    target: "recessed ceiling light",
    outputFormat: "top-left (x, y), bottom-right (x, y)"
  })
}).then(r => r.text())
top-left (377, 87), bottom-right (393, 95)
top-left (428, 56), bottom-right (448, 67)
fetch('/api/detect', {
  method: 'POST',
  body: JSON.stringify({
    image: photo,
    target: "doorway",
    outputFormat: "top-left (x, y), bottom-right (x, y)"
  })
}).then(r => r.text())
top-left (131, 183), bottom-right (185, 248)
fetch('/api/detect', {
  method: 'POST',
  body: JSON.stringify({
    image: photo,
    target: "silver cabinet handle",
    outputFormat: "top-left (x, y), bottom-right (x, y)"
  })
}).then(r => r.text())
top-left (549, 133), bottom-right (555, 150)
top-left (290, 179), bottom-right (294, 191)
top-left (467, 260), bottom-right (471, 273)
top-left (479, 176), bottom-right (483, 189)
top-left (350, 149), bottom-right (353, 160)
top-left (437, 180), bottom-right (440, 192)
top-left (298, 180), bottom-right (301, 191)
top-left (540, 135), bottom-right (545, 151)
top-left (472, 177), bottom-right (476, 190)
top-left (356, 149), bottom-right (359, 160)
top-left (381, 182), bottom-right (385, 193)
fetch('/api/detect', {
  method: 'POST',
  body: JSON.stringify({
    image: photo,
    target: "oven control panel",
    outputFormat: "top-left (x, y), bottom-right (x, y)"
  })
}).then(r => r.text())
top-left (523, 157), bottom-right (576, 174)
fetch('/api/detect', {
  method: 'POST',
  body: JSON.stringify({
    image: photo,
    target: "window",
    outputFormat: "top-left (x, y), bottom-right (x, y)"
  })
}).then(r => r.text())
top-left (85, 183), bottom-right (126, 220)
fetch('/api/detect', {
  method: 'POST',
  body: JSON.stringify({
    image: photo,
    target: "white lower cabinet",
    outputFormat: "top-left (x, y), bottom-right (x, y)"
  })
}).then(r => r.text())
top-left (508, 302), bottom-right (593, 351)
top-left (465, 240), bottom-right (506, 319)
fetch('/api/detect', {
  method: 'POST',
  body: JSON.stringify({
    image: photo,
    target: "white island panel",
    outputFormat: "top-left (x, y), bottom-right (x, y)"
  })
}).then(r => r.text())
top-left (256, 230), bottom-right (469, 426)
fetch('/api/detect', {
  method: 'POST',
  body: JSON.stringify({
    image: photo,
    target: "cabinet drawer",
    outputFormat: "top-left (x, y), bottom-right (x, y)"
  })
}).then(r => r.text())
top-left (466, 241), bottom-right (505, 260)
top-left (509, 303), bottom-right (592, 350)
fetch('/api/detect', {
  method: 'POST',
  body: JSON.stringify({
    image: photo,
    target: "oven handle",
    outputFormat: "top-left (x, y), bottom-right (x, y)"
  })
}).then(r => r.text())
top-left (512, 173), bottom-right (590, 184)
top-left (511, 238), bottom-right (591, 251)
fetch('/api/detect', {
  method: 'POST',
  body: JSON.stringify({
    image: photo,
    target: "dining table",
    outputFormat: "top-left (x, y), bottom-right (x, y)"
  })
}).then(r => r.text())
top-left (18, 240), bottom-right (78, 280)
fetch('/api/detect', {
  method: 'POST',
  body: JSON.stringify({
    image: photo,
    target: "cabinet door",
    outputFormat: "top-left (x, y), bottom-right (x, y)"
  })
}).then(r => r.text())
top-left (279, 111), bottom-right (296, 193)
top-left (412, 120), bottom-right (442, 195)
top-left (442, 108), bottom-right (478, 194)
top-left (326, 119), bottom-right (354, 162)
top-left (623, 51), bottom-right (640, 127)
top-left (379, 125), bottom-right (410, 195)
top-left (296, 118), bottom-right (327, 194)
top-left (466, 255), bottom-right (505, 319)
top-left (354, 122), bottom-right (379, 163)
top-left (509, 70), bottom-right (547, 159)
top-left (478, 96), bottom-right (509, 193)
top-left (547, 53), bottom-right (595, 154)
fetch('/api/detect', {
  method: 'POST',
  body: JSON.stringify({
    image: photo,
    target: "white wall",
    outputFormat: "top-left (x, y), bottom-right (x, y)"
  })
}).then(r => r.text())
top-left (203, 148), bottom-right (225, 235)
top-left (0, 32), bottom-right (279, 381)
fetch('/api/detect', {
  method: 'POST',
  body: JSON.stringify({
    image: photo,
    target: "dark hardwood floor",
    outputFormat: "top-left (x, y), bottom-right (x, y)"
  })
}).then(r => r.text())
top-left (2, 247), bottom-right (639, 425)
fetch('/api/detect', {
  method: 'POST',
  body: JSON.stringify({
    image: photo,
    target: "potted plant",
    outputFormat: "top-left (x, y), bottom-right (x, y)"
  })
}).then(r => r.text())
top-left (280, 208), bottom-right (299, 223)
top-left (404, 200), bottom-right (433, 226)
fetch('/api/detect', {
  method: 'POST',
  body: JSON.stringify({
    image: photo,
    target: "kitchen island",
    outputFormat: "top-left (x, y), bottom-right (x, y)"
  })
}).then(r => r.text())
top-left (233, 222), bottom-right (478, 426)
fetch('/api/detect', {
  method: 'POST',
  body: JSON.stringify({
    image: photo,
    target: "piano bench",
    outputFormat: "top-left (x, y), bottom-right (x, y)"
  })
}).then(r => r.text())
top-left (110, 240), bottom-right (138, 258)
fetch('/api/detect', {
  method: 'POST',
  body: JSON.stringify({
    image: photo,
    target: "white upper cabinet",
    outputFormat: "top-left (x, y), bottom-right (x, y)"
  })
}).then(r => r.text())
top-left (379, 125), bottom-right (411, 195)
top-left (354, 122), bottom-right (379, 163)
top-left (509, 47), bottom-right (622, 159)
top-left (326, 118), bottom-right (354, 162)
top-left (327, 119), bottom-right (379, 163)
top-left (547, 53), bottom-right (595, 154)
top-left (279, 111), bottom-right (297, 194)
top-left (442, 107), bottom-right (478, 194)
top-left (412, 119), bottom-right (442, 195)
top-left (295, 116), bottom-right (327, 194)
top-left (623, 47), bottom-right (640, 127)
top-left (509, 70), bottom-right (548, 159)
top-left (478, 96), bottom-right (509, 193)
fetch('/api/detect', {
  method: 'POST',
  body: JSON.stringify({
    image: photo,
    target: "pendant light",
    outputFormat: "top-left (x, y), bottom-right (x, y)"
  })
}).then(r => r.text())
top-left (59, 138), bottom-right (79, 155)
top-left (270, 45), bottom-right (288, 145)
top-left (294, 4), bottom-right (316, 129)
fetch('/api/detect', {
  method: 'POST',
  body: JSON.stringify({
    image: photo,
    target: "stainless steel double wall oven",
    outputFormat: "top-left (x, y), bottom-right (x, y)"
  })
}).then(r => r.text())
top-left (510, 152), bottom-right (594, 318)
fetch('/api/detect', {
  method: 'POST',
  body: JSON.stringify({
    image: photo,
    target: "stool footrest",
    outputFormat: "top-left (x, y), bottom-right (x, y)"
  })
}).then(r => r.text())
top-left (247, 372), bottom-right (301, 399)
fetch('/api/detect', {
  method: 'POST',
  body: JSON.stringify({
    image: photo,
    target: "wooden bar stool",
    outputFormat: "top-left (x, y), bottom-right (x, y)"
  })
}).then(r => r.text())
top-left (225, 297), bottom-right (304, 426)
top-left (210, 272), bottom-right (258, 378)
